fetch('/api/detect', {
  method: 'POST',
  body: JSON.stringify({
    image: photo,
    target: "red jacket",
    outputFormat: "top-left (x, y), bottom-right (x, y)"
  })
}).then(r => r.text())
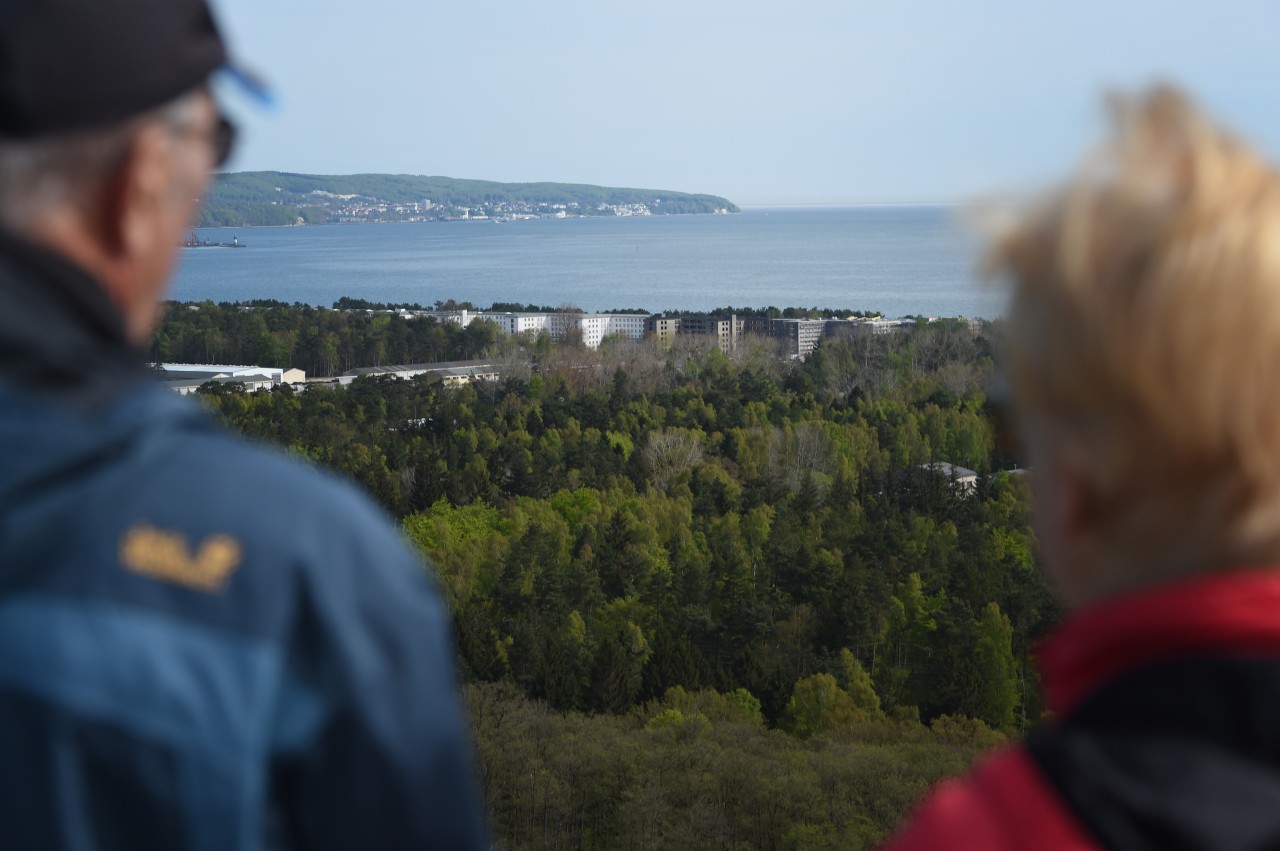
top-left (883, 569), bottom-right (1280, 851)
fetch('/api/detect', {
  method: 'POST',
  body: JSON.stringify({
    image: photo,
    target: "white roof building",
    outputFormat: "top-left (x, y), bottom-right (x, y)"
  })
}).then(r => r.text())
top-left (154, 364), bottom-right (295, 395)
top-left (921, 461), bottom-right (980, 493)
top-left (156, 363), bottom-right (286, 383)
top-left (340, 360), bottom-right (499, 387)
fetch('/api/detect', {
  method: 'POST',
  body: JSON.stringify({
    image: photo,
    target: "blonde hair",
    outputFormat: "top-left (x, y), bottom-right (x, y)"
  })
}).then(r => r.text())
top-left (990, 85), bottom-right (1280, 576)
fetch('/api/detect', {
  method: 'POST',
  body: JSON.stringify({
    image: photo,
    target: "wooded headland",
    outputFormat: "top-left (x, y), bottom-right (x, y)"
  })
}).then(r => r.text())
top-left (198, 172), bottom-right (739, 227)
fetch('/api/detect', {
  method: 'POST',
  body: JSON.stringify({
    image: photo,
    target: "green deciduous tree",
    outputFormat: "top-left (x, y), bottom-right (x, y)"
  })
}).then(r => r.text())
top-left (781, 673), bottom-right (864, 739)
top-left (973, 601), bottom-right (1019, 732)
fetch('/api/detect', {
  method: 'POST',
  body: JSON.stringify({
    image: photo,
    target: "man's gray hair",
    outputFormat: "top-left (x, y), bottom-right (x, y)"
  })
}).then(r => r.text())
top-left (0, 91), bottom-right (203, 231)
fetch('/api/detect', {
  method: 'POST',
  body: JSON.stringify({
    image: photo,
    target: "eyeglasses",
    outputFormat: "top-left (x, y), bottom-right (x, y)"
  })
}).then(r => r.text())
top-left (168, 113), bottom-right (238, 169)
top-left (209, 115), bottom-right (237, 169)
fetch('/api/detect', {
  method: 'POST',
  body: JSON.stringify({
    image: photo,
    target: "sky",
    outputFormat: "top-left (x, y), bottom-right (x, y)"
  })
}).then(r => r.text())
top-left (210, 0), bottom-right (1279, 206)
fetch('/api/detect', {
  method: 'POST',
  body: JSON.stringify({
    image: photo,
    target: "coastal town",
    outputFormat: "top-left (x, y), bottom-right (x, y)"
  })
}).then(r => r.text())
top-left (317, 195), bottom-right (697, 224)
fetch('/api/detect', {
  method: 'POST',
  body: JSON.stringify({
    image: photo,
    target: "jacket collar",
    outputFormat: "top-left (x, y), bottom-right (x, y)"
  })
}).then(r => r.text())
top-left (1039, 568), bottom-right (1280, 717)
top-left (0, 228), bottom-right (143, 411)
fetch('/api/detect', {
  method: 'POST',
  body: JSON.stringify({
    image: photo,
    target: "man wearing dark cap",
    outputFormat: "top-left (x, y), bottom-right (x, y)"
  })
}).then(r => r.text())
top-left (0, 1), bottom-right (488, 849)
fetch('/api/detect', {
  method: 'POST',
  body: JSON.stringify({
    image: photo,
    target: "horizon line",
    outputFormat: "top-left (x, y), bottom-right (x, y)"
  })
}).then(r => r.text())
top-left (737, 200), bottom-right (971, 210)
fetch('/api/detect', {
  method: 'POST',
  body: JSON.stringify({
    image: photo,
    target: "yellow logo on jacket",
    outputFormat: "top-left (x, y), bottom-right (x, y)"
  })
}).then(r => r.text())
top-left (119, 523), bottom-right (242, 592)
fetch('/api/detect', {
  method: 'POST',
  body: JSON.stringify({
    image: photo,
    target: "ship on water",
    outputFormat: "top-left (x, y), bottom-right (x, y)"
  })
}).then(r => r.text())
top-left (183, 232), bottom-right (246, 248)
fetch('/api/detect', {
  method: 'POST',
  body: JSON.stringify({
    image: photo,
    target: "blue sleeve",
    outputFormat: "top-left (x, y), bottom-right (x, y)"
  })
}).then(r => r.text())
top-left (267, 503), bottom-right (489, 850)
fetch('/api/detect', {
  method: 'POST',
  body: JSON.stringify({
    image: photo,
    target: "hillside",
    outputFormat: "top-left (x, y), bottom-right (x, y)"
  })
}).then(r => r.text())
top-left (197, 171), bottom-right (739, 227)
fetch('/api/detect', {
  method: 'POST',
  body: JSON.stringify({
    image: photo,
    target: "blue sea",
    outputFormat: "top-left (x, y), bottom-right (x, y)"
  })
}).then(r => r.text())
top-left (172, 206), bottom-right (1006, 319)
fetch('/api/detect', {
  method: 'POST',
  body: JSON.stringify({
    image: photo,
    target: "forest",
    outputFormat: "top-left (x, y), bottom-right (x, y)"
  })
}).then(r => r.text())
top-left (150, 300), bottom-right (503, 375)
top-left (163, 302), bottom-right (1056, 849)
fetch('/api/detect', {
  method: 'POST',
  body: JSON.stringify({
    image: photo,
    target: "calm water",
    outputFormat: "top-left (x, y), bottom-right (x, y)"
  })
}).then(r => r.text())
top-left (172, 206), bottom-right (1006, 318)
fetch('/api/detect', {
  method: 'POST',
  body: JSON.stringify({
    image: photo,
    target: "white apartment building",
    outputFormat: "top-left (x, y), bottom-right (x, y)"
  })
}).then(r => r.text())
top-left (565, 313), bottom-right (648, 347)
top-left (600, 313), bottom-right (648, 342)
top-left (419, 310), bottom-right (647, 349)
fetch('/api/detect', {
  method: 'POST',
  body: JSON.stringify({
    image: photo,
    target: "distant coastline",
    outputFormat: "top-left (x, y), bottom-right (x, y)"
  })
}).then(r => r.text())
top-left (198, 171), bottom-right (738, 228)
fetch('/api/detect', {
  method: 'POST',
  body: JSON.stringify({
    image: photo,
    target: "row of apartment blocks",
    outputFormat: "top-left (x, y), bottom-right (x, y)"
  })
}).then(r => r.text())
top-left (654, 314), bottom-right (988, 356)
top-left (415, 309), bottom-right (981, 358)
top-left (466, 311), bottom-right (650, 349)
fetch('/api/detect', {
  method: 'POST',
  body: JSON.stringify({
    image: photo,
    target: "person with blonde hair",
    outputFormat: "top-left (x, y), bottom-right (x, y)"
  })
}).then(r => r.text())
top-left (884, 86), bottom-right (1280, 850)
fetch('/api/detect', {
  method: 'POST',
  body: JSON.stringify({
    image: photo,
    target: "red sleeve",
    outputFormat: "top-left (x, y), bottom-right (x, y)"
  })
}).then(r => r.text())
top-left (880, 746), bottom-right (1098, 851)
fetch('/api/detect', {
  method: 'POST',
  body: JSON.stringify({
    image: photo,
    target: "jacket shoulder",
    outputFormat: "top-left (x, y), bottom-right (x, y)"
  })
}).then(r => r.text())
top-left (125, 388), bottom-right (407, 555)
top-left (64, 387), bottom-right (437, 636)
top-left (881, 746), bottom-right (1098, 851)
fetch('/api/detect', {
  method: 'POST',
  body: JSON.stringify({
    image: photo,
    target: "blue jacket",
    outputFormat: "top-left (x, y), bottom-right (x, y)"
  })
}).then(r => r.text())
top-left (0, 232), bottom-right (488, 850)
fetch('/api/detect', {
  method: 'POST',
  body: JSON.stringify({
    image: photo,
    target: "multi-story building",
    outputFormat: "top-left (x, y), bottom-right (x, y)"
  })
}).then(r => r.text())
top-left (419, 310), bottom-right (648, 349)
top-left (475, 313), bottom-right (552, 336)
top-left (646, 313), bottom-right (744, 352)
top-left (680, 314), bottom-right (742, 352)
top-left (647, 315), bottom-right (682, 345)
top-left (765, 318), bottom-right (829, 358)
top-left (596, 313), bottom-right (649, 345)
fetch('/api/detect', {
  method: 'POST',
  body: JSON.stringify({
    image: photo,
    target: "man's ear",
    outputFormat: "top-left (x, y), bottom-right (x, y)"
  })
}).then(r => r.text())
top-left (101, 124), bottom-right (170, 263)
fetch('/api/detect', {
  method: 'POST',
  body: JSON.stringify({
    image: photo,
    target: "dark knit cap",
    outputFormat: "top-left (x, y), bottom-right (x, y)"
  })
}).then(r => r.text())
top-left (0, 0), bottom-right (260, 138)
